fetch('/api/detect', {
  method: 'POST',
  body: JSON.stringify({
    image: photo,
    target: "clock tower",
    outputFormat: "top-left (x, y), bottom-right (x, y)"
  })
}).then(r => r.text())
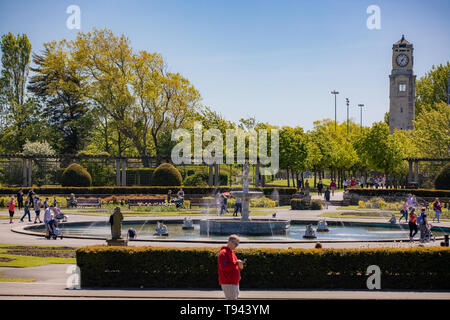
top-left (389, 35), bottom-right (416, 133)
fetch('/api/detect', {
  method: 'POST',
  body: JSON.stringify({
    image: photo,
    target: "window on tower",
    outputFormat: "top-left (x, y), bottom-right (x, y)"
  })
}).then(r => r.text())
top-left (399, 83), bottom-right (406, 92)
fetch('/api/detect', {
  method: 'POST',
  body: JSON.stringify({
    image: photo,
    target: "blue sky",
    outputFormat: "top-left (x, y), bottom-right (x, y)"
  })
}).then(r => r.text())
top-left (1, 0), bottom-right (449, 130)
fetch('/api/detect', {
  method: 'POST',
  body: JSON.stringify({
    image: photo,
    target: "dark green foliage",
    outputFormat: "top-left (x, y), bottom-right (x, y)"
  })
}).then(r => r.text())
top-left (310, 199), bottom-right (323, 210)
top-left (151, 163), bottom-right (182, 186)
top-left (76, 246), bottom-right (450, 289)
top-left (183, 173), bottom-right (208, 186)
top-left (61, 163), bottom-right (92, 187)
top-left (434, 163), bottom-right (450, 190)
top-left (126, 168), bottom-right (155, 186)
top-left (0, 186), bottom-right (297, 196)
top-left (291, 198), bottom-right (310, 210)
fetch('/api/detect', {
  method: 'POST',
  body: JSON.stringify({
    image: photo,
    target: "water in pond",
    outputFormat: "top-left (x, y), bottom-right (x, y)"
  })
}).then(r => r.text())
top-left (30, 221), bottom-right (448, 241)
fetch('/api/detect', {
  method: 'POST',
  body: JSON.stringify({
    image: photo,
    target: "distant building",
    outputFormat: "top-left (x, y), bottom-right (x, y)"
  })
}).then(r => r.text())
top-left (389, 35), bottom-right (416, 133)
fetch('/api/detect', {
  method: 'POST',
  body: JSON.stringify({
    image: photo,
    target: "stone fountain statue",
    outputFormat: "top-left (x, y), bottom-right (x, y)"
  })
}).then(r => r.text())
top-left (317, 219), bottom-right (329, 232)
top-left (303, 224), bottom-right (317, 239)
top-left (154, 221), bottom-right (169, 236)
top-left (182, 217), bottom-right (194, 230)
top-left (199, 162), bottom-right (290, 236)
top-left (389, 213), bottom-right (397, 224)
top-left (106, 206), bottom-right (127, 246)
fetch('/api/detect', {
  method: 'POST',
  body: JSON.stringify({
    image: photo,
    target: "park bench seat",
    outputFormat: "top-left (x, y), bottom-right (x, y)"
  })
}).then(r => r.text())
top-left (66, 198), bottom-right (101, 208)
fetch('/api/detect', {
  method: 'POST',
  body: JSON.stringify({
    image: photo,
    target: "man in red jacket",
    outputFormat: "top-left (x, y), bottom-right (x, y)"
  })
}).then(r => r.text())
top-left (218, 234), bottom-right (244, 300)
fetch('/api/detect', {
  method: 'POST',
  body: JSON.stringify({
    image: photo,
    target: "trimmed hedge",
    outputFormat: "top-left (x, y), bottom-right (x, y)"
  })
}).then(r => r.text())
top-left (61, 163), bottom-right (92, 187)
top-left (151, 163), bottom-right (183, 186)
top-left (291, 198), bottom-right (322, 210)
top-left (0, 186), bottom-right (297, 196)
top-left (347, 188), bottom-right (450, 198)
top-left (76, 246), bottom-right (450, 289)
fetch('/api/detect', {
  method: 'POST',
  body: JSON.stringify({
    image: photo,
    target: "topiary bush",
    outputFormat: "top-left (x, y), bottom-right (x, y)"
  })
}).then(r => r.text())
top-left (435, 163), bottom-right (450, 190)
top-left (151, 163), bottom-right (182, 186)
top-left (61, 163), bottom-right (92, 187)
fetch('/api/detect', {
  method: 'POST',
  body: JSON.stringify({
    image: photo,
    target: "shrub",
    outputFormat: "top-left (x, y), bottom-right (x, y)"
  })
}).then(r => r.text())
top-left (435, 163), bottom-right (450, 190)
top-left (61, 163), bottom-right (92, 187)
top-left (227, 196), bottom-right (276, 208)
top-left (358, 200), bottom-right (365, 208)
top-left (291, 198), bottom-right (310, 210)
top-left (310, 199), bottom-right (322, 210)
top-left (76, 246), bottom-right (450, 289)
top-left (151, 163), bottom-right (182, 186)
top-left (183, 173), bottom-right (208, 187)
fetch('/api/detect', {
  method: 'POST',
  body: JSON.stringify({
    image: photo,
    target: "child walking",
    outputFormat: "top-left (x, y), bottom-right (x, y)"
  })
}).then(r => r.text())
top-left (8, 196), bottom-right (15, 224)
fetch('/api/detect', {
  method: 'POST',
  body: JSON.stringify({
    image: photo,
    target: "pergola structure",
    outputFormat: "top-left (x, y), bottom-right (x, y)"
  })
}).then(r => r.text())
top-left (404, 157), bottom-right (450, 187)
top-left (0, 154), bottom-right (266, 188)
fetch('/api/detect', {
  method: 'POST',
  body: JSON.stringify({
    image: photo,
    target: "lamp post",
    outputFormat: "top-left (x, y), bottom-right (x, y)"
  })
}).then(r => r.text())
top-left (331, 90), bottom-right (339, 132)
top-left (345, 98), bottom-right (350, 137)
top-left (358, 104), bottom-right (364, 129)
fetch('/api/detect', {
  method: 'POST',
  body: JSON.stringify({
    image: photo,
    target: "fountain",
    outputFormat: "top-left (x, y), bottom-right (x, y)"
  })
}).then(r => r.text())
top-left (182, 217), bottom-right (194, 230)
top-left (303, 224), bottom-right (317, 239)
top-left (199, 163), bottom-right (290, 235)
top-left (317, 219), bottom-right (329, 232)
top-left (154, 221), bottom-right (169, 236)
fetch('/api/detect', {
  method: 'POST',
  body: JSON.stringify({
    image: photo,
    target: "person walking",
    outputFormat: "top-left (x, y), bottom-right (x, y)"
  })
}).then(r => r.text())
top-left (20, 200), bottom-right (32, 222)
top-left (220, 193), bottom-right (230, 215)
top-left (398, 199), bottom-right (409, 223)
top-left (218, 234), bottom-right (244, 300)
top-left (317, 179), bottom-right (323, 196)
top-left (53, 196), bottom-right (57, 207)
top-left (330, 179), bottom-right (336, 196)
top-left (360, 176), bottom-right (365, 188)
top-left (27, 188), bottom-right (35, 209)
top-left (34, 197), bottom-right (42, 223)
top-left (17, 189), bottom-right (24, 212)
top-left (8, 196), bottom-right (15, 224)
top-left (43, 205), bottom-right (52, 238)
top-left (418, 208), bottom-right (429, 243)
top-left (432, 198), bottom-right (442, 223)
top-left (233, 197), bottom-right (242, 217)
top-left (408, 208), bottom-right (418, 241)
top-left (324, 187), bottom-right (331, 209)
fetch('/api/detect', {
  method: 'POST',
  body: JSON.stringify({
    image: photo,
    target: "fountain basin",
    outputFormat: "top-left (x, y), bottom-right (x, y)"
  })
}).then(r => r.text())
top-left (199, 218), bottom-right (290, 236)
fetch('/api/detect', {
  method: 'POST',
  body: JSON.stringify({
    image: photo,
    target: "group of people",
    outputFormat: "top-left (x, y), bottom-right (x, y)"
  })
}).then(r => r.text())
top-left (215, 192), bottom-right (242, 216)
top-left (167, 188), bottom-right (185, 208)
top-left (7, 188), bottom-right (60, 224)
top-left (398, 194), bottom-right (442, 242)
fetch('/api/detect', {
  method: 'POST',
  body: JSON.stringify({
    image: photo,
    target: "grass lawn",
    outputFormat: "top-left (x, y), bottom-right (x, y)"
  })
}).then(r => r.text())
top-left (0, 244), bottom-right (76, 267)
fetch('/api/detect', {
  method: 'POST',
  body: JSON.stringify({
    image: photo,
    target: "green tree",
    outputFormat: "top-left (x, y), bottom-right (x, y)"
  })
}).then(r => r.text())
top-left (27, 40), bottom-right (94, 155)
top-left (415, 62), bottom-right (450, 116)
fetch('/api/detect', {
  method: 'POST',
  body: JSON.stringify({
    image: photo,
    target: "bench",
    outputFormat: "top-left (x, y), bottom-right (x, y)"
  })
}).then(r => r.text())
top-left (128, 198), bottom-right (166, 208)
top-left (66, 198), bottom-right (101, 208)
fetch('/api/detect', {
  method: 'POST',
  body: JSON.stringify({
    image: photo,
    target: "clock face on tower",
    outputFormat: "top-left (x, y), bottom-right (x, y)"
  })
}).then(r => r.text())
top-left (396, 54), bottom-right (409, 67)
